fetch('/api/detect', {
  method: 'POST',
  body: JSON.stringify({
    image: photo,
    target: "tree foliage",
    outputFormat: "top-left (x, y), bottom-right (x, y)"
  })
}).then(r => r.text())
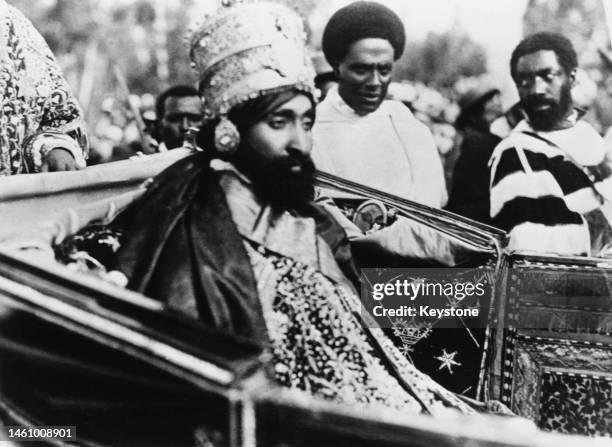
top-left (523, 0), bottom-right (606, 57)
top-left (395, 29), bottom-right (488, 88)
top-left (523, 0), bottom-right (612, 130)
top-left (10, 0), bottom-right (200, 127)
top-left (10, 0), bottom-right (490, 119)
top-left (10, 0), bottom-right (98, 53)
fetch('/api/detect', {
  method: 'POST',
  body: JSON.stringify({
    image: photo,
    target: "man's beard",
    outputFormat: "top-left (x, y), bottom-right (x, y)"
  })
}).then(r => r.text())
top-left (522, 83), bottom-right (572, 131)
top-left (236, 153), bottom-right (316, 208)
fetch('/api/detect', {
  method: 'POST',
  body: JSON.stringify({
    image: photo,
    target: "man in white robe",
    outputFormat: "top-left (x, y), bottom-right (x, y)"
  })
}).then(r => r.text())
top-left (312, 1), bottom-right (450, 265)
top-left (314, 86), bottom-right (447, 208)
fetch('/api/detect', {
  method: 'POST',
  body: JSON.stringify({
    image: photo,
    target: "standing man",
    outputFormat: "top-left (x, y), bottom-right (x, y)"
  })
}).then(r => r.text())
top-left (313, 1), bottom-right (446, 208)
top-left (0, 1), bottom-right (88, 174)
top-left (311, 3), bottom-right (495, 396)
top-left (447, 84), bottom-right (503, 224)
top-left (490, 32), bottom-right (612, 256)
top-left (312, 1), bottom-right (452, 266)
top-left (154, 85), bottom-right (203, 151)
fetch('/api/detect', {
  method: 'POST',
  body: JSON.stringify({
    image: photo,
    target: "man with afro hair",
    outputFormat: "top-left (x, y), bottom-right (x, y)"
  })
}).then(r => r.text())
top-left (312, 2), bottom-right (451, 268)
top-left (313, 1), bottom-right (446, 208)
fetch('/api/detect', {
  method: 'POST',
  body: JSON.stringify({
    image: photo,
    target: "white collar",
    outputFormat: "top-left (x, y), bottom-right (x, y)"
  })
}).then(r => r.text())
top-left (210, 158), bottom-right (252, 184)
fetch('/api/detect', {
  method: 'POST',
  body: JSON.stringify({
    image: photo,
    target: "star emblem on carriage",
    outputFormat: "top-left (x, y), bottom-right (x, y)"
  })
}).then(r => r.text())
top-left (435, 349), bottom-right (462, 374)
top-left (399, 344), bottom-right (414, 359)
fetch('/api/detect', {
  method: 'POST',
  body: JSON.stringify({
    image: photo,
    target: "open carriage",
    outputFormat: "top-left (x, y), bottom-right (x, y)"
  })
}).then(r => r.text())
top-left (0, 151), bottom-right (610, 445)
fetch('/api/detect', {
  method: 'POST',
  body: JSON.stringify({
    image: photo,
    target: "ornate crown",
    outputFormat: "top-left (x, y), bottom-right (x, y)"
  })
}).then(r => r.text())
top-left (189, 1), bottom-right (316, 121)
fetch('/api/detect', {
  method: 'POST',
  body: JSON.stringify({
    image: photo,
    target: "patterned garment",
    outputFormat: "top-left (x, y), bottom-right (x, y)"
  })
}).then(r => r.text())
top-left (489, 119), bottom-right (612, 256)
top-left (52, 164), bottom-right (479, 416)
top-left (54, 224), bottom-right (125, 284)
top-left (246, 242), bottom-right (475, 415)
top-left (0, 2), bottom-right (88, 175)
top-left (55, 224), bottom-right (124, 270)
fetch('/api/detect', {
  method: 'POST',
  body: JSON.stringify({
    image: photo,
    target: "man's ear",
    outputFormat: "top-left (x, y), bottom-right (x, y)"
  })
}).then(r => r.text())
top-left (569, 68), bottom-right (577, 87)
top-left (332, 62), bottom-right (340, 77)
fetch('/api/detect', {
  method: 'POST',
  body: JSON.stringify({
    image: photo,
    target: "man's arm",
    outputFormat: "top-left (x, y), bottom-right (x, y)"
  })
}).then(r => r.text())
top-left (8, 4), bottom-right (89, 172)
top-left (349, 216), bottom-right (456, 266)
top-left (34, 72), bottom-right (89, 172)
top-left (316, 194), bottom-right (457, 267)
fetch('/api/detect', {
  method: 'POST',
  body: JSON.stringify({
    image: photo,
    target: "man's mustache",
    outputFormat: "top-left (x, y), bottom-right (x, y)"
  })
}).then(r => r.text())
top-left (523, 96), bottom-right (558, 109)
top-left (264, 155), bottom-right (315, 175)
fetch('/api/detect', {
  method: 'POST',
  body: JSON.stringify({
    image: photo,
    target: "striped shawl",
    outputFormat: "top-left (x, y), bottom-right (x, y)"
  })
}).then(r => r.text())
top-left (489, 120), bottom-right (612, 256)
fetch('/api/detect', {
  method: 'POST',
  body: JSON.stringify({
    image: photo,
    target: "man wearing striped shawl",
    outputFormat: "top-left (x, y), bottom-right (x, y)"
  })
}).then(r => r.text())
top-left (489, 33), bottom-right (612, 256)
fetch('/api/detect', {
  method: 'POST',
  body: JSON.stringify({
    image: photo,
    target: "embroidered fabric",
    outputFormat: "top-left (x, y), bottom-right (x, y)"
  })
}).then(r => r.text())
top-left (0, 4), bottom-right (88, 175)
top-left (245, 242), bottom-right (476, 415)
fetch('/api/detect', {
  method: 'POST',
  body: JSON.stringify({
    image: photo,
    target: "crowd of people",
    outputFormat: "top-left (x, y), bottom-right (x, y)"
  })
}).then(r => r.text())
top-left (3, 0), bottom-right (612, 428)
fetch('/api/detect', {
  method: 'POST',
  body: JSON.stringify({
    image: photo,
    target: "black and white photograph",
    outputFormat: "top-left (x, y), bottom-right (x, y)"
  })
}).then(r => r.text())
top-left (0, 0), bottom-right (612, 445)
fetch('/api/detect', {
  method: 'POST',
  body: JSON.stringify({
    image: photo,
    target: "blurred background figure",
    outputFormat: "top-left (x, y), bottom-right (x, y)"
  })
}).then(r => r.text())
top-left (90, 96), bottom-right (151, 163)
top-left (91, 98), bottom-right (124, 163)
top-left (446, 79), bottom-right (503, 224)
top-left (153, 85), bottom-right (203, 151)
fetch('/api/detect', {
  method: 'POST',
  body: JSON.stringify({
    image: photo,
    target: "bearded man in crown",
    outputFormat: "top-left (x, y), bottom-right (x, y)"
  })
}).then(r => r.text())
top-left (57, 1), bottom-right (510, 417)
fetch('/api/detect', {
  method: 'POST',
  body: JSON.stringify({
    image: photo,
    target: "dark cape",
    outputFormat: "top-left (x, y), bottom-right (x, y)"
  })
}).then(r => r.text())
top-left (446, 127), bottom-right (501, 225)
top-left (111, 153), bottom-right (359, 344)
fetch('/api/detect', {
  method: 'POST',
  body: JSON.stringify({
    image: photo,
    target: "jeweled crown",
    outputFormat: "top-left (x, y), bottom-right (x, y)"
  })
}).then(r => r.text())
top-left (189, 1), bottom-right (316, 120)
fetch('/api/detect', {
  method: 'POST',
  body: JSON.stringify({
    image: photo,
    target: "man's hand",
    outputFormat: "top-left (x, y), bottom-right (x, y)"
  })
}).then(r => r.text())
top-left (41, 148), bottom-right (79, 172)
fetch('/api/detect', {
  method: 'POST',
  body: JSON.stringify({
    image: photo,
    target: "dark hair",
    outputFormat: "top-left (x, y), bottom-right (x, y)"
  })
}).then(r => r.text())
top-left (510, 32), bottom-right (577, 80)
top-left (322, 1), bottom-right (405, 65)
top-left (155, 84), bottom-right (200, 120)
top-left (455, 89), bottom-right (499, 131)
top-left (314, 72), bottom-right (337, 90)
